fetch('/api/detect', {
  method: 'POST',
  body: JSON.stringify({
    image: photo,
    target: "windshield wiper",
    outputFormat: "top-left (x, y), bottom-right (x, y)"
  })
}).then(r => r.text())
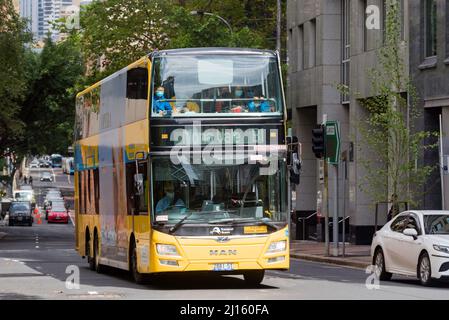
top-left (209, 217), bottom-right (254, 224)
top-left (169, 212), bottom-right (195, 234)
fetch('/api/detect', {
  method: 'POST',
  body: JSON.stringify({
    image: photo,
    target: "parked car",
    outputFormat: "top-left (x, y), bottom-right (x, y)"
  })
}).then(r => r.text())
top-left (40, 172), bottom-right (53, 182)
top-left (8, 201), bottom-right (33, 226)
top-left (371, 210), bottom-right (449, 286)
top-left (47, 201), bottom-right (69, 224)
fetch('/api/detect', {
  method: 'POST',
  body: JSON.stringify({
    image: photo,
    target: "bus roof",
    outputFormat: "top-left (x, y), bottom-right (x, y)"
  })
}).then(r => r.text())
top-left (153, 47), bottom-right (278, 57)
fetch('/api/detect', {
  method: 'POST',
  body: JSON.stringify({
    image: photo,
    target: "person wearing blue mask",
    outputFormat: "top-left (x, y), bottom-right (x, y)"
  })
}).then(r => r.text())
top-left (258, 95), bottom-right (272, 112)
top-left (153, 86), bottom-right (173, 116)
top-left (246, 89), bottom-right (258, 112)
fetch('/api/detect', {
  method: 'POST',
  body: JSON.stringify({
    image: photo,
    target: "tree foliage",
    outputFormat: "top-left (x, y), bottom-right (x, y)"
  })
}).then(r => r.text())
top-left (0, 0), bottom-right (32, 156)
top-left (77, 0), bottom-right (282, 79)
top-left (19, 36), bottom-right (84, 156)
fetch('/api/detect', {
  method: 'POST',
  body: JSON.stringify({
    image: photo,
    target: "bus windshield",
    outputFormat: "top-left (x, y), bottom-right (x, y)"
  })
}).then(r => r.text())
top-left (151, 54), bottom-right (283, 117)
top-left (151, 156), bottom-right (287, 225)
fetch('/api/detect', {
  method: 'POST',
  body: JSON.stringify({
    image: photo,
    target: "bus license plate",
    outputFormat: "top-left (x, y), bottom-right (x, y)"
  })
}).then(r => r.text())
top-left (213, 263), bottom-right (234, 271)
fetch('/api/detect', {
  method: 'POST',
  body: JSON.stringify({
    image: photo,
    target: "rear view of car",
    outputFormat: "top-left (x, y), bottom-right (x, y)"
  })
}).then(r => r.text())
top-left (47, 203), bottom-right (68, 224)
top-left (8, 201), bottom-right (33, 226)
top-left (40, 172), bottom-right (53, 182)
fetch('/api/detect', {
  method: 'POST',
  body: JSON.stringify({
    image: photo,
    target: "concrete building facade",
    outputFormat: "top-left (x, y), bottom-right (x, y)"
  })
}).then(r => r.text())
top-left (287, 0), bottom-right (447, 244)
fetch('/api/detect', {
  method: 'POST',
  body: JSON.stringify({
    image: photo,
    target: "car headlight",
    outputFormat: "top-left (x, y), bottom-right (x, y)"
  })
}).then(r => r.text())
top-left (156, 244), bottom-right (179, 256)
top-left (433, 244), bottom-right (449, 254)
top-left (267, 240), bottom-right (287, 253)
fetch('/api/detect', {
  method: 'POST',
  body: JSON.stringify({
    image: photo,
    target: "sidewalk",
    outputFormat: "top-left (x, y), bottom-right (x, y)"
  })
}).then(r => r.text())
top-left (290, 240), bottom-right (372, 269)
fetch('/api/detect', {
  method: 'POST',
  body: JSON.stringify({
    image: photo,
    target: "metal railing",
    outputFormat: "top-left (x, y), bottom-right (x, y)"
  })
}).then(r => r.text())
top-left (297, 211), bottom-right (317, 240)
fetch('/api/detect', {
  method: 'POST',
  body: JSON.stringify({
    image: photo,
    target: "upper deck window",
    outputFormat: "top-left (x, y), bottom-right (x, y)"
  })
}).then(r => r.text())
top-left (151, 54), bottom-right (283, 117)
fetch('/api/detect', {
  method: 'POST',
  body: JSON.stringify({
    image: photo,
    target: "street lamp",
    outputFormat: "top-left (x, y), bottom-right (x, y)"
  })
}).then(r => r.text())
top-left (190, 10), bottom-right (233, 37)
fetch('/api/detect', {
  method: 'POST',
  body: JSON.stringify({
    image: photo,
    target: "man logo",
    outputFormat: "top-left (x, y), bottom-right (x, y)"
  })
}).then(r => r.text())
top-left (216, 237), bottom-right (230, 243)
top-left (209, 249), bottom-right (237, 256)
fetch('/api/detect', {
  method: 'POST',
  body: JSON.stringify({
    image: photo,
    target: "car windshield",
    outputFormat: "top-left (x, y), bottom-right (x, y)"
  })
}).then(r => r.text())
top-left (52, 204), bottom-right (66, 211)
top-left (151, 155), bottom-right (287, 225)
top-left (15, 192), bottom-right (32, 199)
top-left (424, 215), bottom-right (449, 234)
top-left (151, 54), bottom-right (283, 117)
top-left (11, 203), bottom-right (30, 211)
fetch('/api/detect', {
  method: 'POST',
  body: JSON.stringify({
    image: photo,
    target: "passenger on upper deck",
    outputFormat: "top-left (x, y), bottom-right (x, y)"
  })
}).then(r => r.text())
top-left (153, 86), bottom-right (173, 116)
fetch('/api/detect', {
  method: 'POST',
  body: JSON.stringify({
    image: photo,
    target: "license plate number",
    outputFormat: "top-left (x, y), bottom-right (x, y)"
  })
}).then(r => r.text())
top-left (213, 263), bottom-right (234, 271)
top-left (17, 217), bottom-right (22, 221)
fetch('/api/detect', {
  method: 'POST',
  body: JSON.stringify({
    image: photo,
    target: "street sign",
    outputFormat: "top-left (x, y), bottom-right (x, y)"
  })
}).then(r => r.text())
top-left (325, 121), bottom-right (340, 165)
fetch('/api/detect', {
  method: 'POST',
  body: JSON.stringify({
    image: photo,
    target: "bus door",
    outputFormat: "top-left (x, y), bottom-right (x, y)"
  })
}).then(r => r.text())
top-left (127, 158), bottom-right (150, 234)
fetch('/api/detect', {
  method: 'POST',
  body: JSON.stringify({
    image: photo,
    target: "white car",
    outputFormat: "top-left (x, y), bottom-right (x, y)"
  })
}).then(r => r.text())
top-left (29, 160), bottom-right (39, 168)
top-left (371, 210), bottom-right (449, 286)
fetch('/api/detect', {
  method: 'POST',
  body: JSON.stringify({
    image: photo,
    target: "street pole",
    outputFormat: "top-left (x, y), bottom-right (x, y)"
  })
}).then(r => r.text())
top-left (342, 155), bottom-right (347, 257)
top-left (440, 114), bottom-right (445, 210)
top-left (332, 164), bottom-right (339, 257)
top-left (324, 159), bottom-right (329, 256)
top-left (190, 11), bottom-right (233, 37)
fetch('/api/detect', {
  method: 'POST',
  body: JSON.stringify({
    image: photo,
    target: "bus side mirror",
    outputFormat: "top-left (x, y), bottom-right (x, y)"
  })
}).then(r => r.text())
top-left (134, 174), bottom-right (144, 196)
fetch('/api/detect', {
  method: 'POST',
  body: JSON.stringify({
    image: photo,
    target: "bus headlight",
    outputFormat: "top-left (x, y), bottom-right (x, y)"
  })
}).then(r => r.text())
top-left (267, 240), bottom-right (286, 253)
top-left (156, 244), bottom-right (179, 256)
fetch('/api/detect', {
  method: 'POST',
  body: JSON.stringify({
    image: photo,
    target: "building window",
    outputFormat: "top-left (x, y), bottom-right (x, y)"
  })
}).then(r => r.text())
top-left (288, 28), bottom-right (296, 71)
top-left (298, 24), bottom-right (304, 71)
top-left (381, 0), bottom-right (386, 43)
top-left (446, 0), bottom-right (449, 60)
top-left (425, 0), bottom-right (437, 57)
top-left (308, 19), bottom-right (316, 68)
top-left (361, 0), bottom-right (367, 51)
top-left (342, 0), bottom-right (350, 103)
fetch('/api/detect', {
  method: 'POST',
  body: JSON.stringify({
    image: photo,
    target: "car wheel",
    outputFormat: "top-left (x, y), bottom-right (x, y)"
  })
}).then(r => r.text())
top-left (374, 248), bottom-right (392, 281)
top-left (418, 252), bottom-right (434, 286)
top-left (243, 270), bottom-right (265, 286)
top-left (130, 241), bottom-right (145, 284)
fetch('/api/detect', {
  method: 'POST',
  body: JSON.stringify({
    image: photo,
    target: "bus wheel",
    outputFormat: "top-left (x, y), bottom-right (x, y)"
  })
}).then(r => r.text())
top-left (243, 270), bottom-right (265, 286)
top-left (130, 242), bottom-right (145, 284)
top-left (87, 237), bottom-right (95, 271)
top-left (94, 235), bottom-right (104, 273)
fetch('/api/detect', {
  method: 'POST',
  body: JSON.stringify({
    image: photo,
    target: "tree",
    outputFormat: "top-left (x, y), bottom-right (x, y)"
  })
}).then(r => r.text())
top-left (0, 0), bottom-right (32, 157)
top-left (77, 0), bottom-right (278, 78)
top-left (80, 0), bottom-right (171, 78)
top-left (341, 0), bottom-right (438, 214)
top-left (19, 36), bottom-right (84, 156)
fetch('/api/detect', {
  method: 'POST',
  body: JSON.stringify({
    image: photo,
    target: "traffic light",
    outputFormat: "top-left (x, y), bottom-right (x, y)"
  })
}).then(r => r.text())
top-left (312, 125), bottom-right (326, 159)
top-left (290, 136), bottom-right (301, 184)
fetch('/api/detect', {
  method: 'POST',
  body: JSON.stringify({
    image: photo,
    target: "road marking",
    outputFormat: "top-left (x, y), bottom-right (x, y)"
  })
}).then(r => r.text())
top-left (88, 291), bottom-right (98, 295)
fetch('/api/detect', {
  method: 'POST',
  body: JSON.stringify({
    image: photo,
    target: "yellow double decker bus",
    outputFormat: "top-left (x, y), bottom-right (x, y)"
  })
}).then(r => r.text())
top-left (74, 48), bottom-right (290, 285)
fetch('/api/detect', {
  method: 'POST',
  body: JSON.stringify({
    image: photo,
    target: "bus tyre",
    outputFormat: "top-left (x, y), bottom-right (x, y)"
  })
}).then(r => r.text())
top-left (94, 235), bottom-right (104, 273)
top-left (87, 237), bottom-right (95, 271)
top-left (130, 242), bottom-right (145, 284)
top-left (243, 270), bottom-right (265, 286)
